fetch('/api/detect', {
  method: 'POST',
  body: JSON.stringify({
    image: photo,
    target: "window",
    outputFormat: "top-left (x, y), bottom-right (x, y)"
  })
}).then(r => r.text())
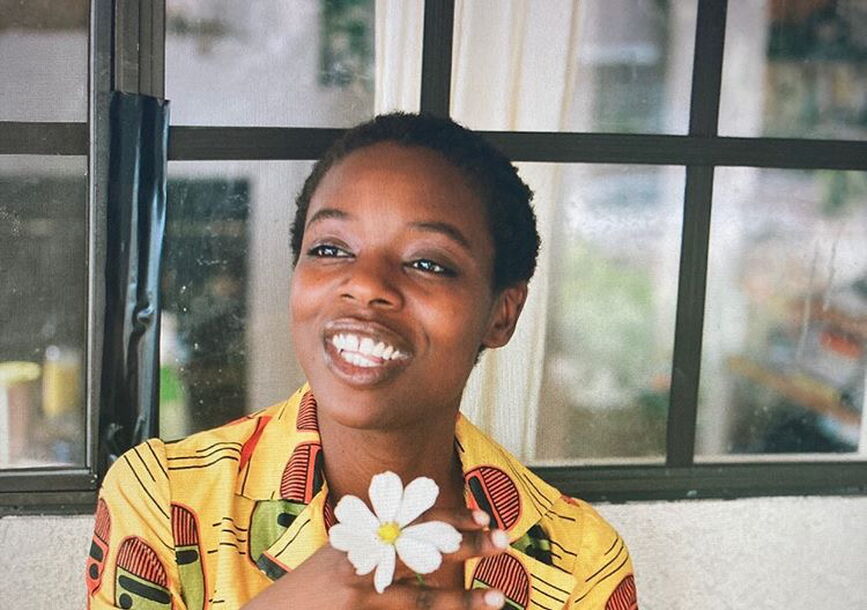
top-left (0, 0), bottom-right (104, 511)
top-left (2, 0), bottom-right (865, 513)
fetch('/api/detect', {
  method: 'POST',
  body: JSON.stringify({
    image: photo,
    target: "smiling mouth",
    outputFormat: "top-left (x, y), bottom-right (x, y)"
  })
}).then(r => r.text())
top-left (330, 333), bottom-right (406, 368)
top-left (321, 321), bottom-right (413, 385)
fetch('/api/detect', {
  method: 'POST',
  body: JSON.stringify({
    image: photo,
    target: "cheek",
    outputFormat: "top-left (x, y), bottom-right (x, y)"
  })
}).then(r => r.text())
top-left (422, 291), bottom-right (492, 354)
top-left (289, 267), bottom-right (324, 326)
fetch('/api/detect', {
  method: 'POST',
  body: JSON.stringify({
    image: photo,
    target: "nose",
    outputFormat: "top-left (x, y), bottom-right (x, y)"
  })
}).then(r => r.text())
top-left (340, 254), bottom-right (403, 310)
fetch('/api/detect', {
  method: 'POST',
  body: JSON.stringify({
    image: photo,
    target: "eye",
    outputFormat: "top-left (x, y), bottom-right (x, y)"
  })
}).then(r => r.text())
top-left (307, 244), bottom-right (352, 258)
top-left (409, 259), bottom-right (456, 276)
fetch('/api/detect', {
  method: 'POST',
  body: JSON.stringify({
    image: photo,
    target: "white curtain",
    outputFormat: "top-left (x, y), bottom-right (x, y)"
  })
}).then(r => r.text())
top-left (375, 0), bottom-right (582, 460)
top-left (374, 0), bottom-right (423, 114)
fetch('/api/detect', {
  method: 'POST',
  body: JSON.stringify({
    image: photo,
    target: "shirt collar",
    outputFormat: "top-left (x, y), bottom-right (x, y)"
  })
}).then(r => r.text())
top-left (235, 385), bottom-right (322, 501)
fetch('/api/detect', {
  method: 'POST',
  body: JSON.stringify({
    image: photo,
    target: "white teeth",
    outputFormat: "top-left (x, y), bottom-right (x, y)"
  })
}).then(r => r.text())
top-left (329, 332), bottom-right (405, 364)
top-left (359, 337), bottom-right (375, 356)
top-left (341, 351), bottom-right (377, 368)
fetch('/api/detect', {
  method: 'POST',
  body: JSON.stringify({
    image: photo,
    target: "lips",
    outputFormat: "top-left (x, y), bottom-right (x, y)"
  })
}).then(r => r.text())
top-left (321, 318), bottom-right (413, 385)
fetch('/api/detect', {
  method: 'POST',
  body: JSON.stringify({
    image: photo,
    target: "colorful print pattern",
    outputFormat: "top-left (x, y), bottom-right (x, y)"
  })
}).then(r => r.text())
top-left (115, 537), bottom-right (170, 609)
top-left (465, 466), bottom-right (522, 531)
top-left (606, 575), bottom-right (638, 610)
top-left (172, 504), bottom-right (206, 610)
top-left (472, 552), bottom-right (530, 609)
top-left (279, 441), bottom-right (323, 503)
top-left (86, 499), bottom-right (111, 599)
top-left (295, 391), bottom-right (319, 431)
top-left (87, 386), bottom-right (636, 608)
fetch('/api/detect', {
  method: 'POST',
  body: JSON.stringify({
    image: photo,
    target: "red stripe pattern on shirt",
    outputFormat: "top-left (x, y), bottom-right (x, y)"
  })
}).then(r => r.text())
top-left (94, 498), bottom-right (111, 542)
top-left (296, 391), bottom-right (319, 431)
top-left (171, 504), bottom-right (199, 547)
top-left (606, 575), bottom-right (638, 610)
top-left (116, 536), bottom-right (168, 587)
top-left (472, 553), bottom-right (530, 607)
top-left (280, 442), bottom-right (321, 503)
top-left (467, 466), bottom-right (522, 531)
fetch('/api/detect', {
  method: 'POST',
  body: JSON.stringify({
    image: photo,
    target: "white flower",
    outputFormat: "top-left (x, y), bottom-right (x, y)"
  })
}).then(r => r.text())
top-left (328, 471), bottom-right (462, 593)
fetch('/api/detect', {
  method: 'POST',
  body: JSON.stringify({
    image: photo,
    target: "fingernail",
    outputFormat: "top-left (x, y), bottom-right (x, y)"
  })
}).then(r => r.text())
top-left (473, 510), bottom-right (490, 526)
top-left (491, 529), bottom-right (508, 549)
top-left (484, 589), bottom-right (505, 608)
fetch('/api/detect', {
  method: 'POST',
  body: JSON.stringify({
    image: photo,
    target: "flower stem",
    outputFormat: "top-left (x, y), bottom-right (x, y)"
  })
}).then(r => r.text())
top-left (415, 573), bottom-right (426, 587)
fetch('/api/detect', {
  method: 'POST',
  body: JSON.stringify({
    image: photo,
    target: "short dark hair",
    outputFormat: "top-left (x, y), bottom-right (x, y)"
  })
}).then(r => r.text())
top-left (290, 112), bottom-right (540, 291)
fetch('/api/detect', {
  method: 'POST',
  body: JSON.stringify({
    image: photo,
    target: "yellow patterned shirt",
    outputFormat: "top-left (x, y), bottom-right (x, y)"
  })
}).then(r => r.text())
top-left (87, 385), bottom-right (637, 609)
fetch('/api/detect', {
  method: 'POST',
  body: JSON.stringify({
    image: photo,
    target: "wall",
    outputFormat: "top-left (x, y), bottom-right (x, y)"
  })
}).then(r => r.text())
top-left (2, 495), bottom-right (865, 609)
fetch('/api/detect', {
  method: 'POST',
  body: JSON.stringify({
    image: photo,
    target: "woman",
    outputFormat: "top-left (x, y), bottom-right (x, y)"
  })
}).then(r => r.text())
top-left (87, 113), bottom-right (637, 609)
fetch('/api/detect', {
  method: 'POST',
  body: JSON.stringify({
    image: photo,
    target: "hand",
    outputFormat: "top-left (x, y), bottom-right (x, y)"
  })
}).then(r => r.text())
top-left (241, 507), bottom-right (510, 609)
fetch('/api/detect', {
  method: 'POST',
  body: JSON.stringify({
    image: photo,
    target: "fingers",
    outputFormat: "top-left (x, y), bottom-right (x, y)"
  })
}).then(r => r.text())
top-left (421, 507), bottom-right (492, 531)
top-left (381, 584), bottom-right (506, 609)
top-left (406, 507), bottom-right (510, 565)
top-left (448, 527), bottom-right (510, 563)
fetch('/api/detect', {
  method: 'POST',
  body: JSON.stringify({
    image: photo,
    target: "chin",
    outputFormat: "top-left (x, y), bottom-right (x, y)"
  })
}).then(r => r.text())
top-left (307, 376), bottom-right (411, 430)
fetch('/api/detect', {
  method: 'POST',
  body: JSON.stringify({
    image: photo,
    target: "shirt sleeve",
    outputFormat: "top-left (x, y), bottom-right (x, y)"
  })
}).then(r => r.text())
top-left (566, 499), bottom-right (638, 609)
top-left (86, 439), bottom-right (186, 610)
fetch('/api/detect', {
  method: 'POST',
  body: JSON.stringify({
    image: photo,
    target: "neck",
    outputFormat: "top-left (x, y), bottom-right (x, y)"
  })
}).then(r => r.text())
top-left (318, 410), bottom-right (466, 510)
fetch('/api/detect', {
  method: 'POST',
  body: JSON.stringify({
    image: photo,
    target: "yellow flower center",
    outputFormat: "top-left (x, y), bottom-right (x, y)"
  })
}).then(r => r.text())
top-left (377, 522), bottom-right (401, 545)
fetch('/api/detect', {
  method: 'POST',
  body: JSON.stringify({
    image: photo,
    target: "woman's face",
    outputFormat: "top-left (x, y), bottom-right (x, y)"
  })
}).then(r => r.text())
top-left (290, 142), bottom-right (525, 431)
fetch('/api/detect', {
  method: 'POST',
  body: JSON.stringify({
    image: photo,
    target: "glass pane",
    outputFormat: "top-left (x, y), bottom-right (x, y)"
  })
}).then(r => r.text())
top-left (451, 0), bottom-right (696, 133)
top-left (720, 0), bottom-right (867, 140)
top-left (166, 0), bottom-right (422, 127)
top-left (533, 164), bottom-right (684, 463)
top-left (697, 168), bottom-right (867, 459)
top-left (0, 0), bottom-right (89, 121)
top-left (160, 162), bottom-right (310, 439)
top-left (0, 156), bottom-right (87, 468)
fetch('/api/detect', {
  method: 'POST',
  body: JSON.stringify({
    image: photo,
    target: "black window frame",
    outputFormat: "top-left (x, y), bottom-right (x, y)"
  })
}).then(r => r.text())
top-left (1, 0), bottom-right (866, 514)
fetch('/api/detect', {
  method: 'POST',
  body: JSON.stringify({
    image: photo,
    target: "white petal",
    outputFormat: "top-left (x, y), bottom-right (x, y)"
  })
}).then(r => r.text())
top-left (373, 546), bottom-right (396, 593)
top-left (396, 477), bottom-right (439, 526)
top-left (329, 522), bottom-right (375, 550)
top-left (395, 535), bottom-right (443, 574)
top-left (334, 494), bottom-right (379, 530)
top-left (328, 523), bottom-right (359, 551)
top-left (369, 471), bottom-right (403, 524)
top-left (347, 541), bottom-right (382, 576)
top-left (401, 521), bottom-right (462, 554)
top-left (331, 524), bottom-right (382, 575)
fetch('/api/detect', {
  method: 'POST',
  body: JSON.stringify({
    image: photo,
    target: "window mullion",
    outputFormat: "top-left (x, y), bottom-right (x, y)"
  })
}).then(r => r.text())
top-left (89, 0), bottom-right (114, 478)
top-left (420, 0), bottom-right (455, 116)
top-left (666, 0), bottom-right (728, 467)
top-left (114, 0), bottom-right (166, 97)
top-left (0, 122), bottom-right (87, 155)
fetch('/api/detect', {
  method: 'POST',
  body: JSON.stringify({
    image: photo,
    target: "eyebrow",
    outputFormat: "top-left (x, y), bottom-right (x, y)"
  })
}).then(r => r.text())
top-left (306, 207), bottom-right (472, 251)
top-left (410, 221), bottom-right (472, 251)
top-left (305, 207), bottom-right (350, 229)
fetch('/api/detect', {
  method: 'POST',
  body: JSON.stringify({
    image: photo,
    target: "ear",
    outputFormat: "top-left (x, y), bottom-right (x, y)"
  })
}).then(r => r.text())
top-left (481, 282), bottom-right (528, 349)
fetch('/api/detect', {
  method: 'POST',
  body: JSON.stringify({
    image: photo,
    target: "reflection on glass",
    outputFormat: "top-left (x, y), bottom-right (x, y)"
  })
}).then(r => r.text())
top-left (0, 156), bottom-right (87, 468)
top-left (698, 168), bottom-right (867, 459)
top-left (451, 0), bottom-right (696, 133)
top-left (160, 162), bottom-right (310, 439)
top-left (720, 0), bottom-right (867, 140)
top-left (166, 0), bottom-right (387, 126)
top-left (0, 0), bottom-right (89, 121)
top-left (535, 165), bottom-right (684, 462)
